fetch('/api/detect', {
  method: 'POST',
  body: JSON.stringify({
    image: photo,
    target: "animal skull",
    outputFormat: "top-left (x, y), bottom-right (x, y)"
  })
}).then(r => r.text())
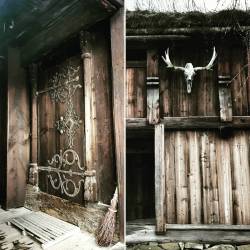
top-left (162, 47), bottom-right (217, 94)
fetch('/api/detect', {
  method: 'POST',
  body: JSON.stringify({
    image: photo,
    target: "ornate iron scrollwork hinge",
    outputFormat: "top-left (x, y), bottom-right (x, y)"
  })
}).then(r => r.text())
top-left (37, 62), bottom-right (91, 198)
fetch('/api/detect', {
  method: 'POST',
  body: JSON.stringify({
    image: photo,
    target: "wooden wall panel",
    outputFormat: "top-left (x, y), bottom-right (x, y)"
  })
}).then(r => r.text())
top-left (163, 130), bottom-right (250, 225)
top-left (127, 45), bottom-right (249, 118)
top-left (126, 67), bottom-right (146, 118)
top-left (90, 26), bottom-right (116, 204)
top-left (6, 47), bottom-right (30, 208)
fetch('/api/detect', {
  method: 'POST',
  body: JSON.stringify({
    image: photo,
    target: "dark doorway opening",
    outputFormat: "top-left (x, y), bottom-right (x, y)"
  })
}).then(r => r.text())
top-left (126, 133), bottom-right (155, 221)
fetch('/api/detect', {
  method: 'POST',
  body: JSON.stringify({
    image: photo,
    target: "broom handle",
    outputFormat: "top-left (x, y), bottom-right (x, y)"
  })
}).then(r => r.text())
top-left (110, 187), bottom-right (118, 211)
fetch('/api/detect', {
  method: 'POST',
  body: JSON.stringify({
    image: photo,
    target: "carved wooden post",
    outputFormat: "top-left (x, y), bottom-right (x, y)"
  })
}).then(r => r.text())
top-left (147, 50), bottom-right (160, 124)
top-left (80, 31), bottom-right (97, 202)
top-left (217, 47), bottom-right (233, 122)
top-left (29, 63), bottom-right (39, 191)
top-left (218, 75), bottom-right (232, 122)
top-left (155, 123), bottom-right (165, 234)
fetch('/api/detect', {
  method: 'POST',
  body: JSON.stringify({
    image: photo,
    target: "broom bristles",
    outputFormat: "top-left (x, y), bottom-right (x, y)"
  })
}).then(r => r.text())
top-left (96, 188), bottom-right (118, 247)
top-left (96, 208), bottom-right (116, 246)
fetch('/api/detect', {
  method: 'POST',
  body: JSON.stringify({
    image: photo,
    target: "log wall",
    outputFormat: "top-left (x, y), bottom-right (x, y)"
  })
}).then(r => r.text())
top-left (164, 130), bottom-right (250, 225)
top-left (127, 41), bottom-right (250, 226)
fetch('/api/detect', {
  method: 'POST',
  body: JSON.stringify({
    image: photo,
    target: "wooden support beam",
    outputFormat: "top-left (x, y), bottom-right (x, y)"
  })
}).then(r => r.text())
top-left (147, 50), bottom-right (160, 124)
top-left (126, 223), bottom-right (250, 244)
top-left (19, 1), bottom-right (118, 65)
top-left (0, 54), bottom-right (7, 207)
top-left (218, 75), bottom-right (233, 122)
top-left (127, 116), bottom-right (250, 130)
top-left (80, 31), bottom-right (97, 202)
top-left (5, 47), bottom-right (30, 209)
top-left (28, 63), bottom-right (38, 187)
top-left (110, 7), bottom-right (125, 242)
top-left (155, 124), bottom-right (165, 234)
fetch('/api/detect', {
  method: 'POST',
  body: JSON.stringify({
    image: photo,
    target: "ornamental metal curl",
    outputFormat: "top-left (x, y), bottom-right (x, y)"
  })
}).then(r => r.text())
top-left (37, 62), bottom-right (87, 198)
top-left (41, 149), bottom-right (85, 197)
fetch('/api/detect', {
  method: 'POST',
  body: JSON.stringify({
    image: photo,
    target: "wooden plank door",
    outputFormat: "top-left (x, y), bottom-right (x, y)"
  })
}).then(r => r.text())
top-left (36, 49), bottom-right (86, 205)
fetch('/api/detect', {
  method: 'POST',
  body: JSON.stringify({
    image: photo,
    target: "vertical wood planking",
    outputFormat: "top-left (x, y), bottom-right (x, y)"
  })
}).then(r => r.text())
top-left (29, 64), bottom-right (38, 164)
top-left (216, 139), bottom-right (233, 224)
top-left (231, 47), bottom-right (248, 116)
top-left (165, 132), bottom-right (176, 223)
top-left (155, 124), bottom-right (165, 233)
top-left (188, 132), bottom-right (201, 224)
top-left (232, 131), bottom-right (250, 224)
top-left (175, 132), bottom-right (189, 224)
top-left (218, 79), bottom-right (233, 121)
top-left (209, 133), bottom-right (220, 224)
top-left (217, 45), bottom-right (233, 121)
top-left (111, 7), bottom-right (125, 242)
top-left (147, 50), bottom-right (160, 124)
top-left (6, 47), bottom-right (30, 208)
top-left (200, 132), bottom-right (210, 224)
top-left (0, 54), bottom-right (7, 207)
top-left (126, 68), bottom-right (146, 118)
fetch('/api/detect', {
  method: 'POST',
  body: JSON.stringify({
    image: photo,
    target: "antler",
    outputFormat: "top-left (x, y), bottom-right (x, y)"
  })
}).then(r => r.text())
top-left (162, 48), bottom-right (185, 71)
top-left (194, 47), bottom-right (217, 71)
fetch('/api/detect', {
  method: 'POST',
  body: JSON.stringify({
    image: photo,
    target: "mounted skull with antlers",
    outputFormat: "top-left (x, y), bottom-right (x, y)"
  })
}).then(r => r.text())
top-left (162, 47), bottom-right (217, 94)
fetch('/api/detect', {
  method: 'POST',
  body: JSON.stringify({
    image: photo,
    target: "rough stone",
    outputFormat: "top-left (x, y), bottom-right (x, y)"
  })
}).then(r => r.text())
top-left (130, 244), bottom-right (162, 250)
top-left (159, 242), bottom-right (180, 250)
top-left (149, 242), bottom-right (159, 246)
top-left (207, 245), bottom-right (235, 250)
top-left (179, 242), bottom-right (185, 250)
top-left (237, 245), bottom-right (250, 250)
top-left (185, 242), bottom-right (204, 249)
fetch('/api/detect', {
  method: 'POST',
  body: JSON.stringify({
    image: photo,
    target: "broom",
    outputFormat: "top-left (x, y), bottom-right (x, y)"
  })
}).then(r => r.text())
top-left (96, 187), bottom-right (118, 247)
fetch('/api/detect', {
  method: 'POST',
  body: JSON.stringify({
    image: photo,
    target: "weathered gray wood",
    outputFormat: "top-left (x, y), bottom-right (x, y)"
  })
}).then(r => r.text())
top-left (127, 35), bottom-right (190, 41)
top-left (6, 47), bottom-right (30, 209)
top-left (126, 224), bottom-right (250, 244)
top-left (147, 50), bottom-right (160, 124)
top-left (80, 31), bottom-right (97, 202)
top-left (126, 26), bottom-right (250, 36)
top-left (110, 7), bottom-right (125, 242)
top-left (155, 124), bottom-right (165, 234)
top-left (28, 64), bottom-right (38, 187)
top-left (127, 61), bottom-right (146, 68)
top-left (218, 76), bottom-right (233, 122)
top-left (127, 116), bottom-right (250, 130)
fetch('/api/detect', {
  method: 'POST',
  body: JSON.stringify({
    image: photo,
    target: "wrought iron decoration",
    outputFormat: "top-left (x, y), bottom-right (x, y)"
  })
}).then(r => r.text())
top-left (162, 47), bottom-right (217, 94)
top-left (37, 63), bottom-right (87, 198)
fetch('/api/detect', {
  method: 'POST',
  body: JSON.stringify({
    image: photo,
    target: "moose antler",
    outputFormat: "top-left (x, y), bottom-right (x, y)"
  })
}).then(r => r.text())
top-left (194, 47), bottom-right (217, 71)
top-left (162, 48), bottom-right (185, 71)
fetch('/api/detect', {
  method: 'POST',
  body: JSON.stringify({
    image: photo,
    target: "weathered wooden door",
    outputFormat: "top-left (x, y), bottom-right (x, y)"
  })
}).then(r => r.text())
top-left (36, 45), bottom-right (86, 204)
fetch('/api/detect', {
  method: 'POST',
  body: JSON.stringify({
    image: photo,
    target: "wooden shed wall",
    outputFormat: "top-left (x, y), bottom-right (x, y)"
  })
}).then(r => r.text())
top-left (127, 41), bottom-right (250, 225)
top-left (164, 130), bottom-right (250, 225)
top-left (126, 44), bottom-right (248, 117)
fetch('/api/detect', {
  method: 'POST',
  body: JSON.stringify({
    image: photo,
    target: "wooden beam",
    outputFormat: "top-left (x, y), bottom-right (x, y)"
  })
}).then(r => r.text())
top-left (5, 47), bottom-right (30, 209)
top-left (147, 50), bottom-right (160, 124)
top-left (155, 124), bottom-right (165, 234)
top-left (20, 1), bottom-right (118, 65)
top-left (126, 224), bottom-right (250, 244)
top-left (80, 31), bottom-right (97, 202)
top-left (0, 54), bottom-right (7, 207)
top-left (127, 116), bottom-right (250, 130)
top-left (218, 76), bottom-right (233, 122)
top-left (127, 35), bottom-right (190, 41)
top-left (110, 7), bottom-right (125, 242)
top-left (28, 63), bottom-right (38, 187)
top-left (126, 26), bottom-right (250, 36)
